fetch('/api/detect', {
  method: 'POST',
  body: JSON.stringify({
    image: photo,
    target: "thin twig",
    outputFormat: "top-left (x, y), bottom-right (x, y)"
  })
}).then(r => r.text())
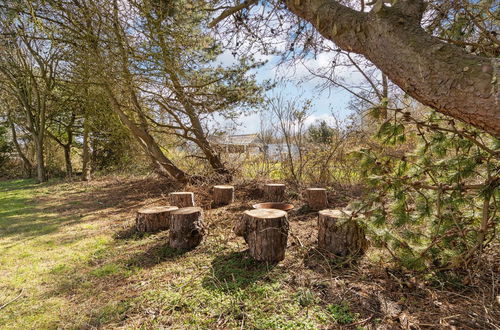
top-left (289, 231), bottom-right (304, 247)
top-left (0, 288), bottom-right (24, 311)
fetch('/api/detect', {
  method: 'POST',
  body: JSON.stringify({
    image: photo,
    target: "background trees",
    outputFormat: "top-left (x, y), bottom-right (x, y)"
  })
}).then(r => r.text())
top-left (0, 19), bottom-right (61, 182)
top-left (0, 0), bottom-right (497, 272)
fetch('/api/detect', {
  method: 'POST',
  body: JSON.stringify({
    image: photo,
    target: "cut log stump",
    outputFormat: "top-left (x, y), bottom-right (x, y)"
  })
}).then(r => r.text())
top-left (263, 183), bottom-right (286, 202)
top-left (234, 209), bottom-right (289, 262)
top-left (213, 185), bottom-right (234, 206)
top-left (306, 188), bottom-right (328, 210)
top-left (318, 210), bottom-right (368, 257)
top-left (136, 206), bottom-right (178, 232)
top-left (169, 207), bottom-right (205, 250)
top-left (169, 192), bottom-right (195, 208)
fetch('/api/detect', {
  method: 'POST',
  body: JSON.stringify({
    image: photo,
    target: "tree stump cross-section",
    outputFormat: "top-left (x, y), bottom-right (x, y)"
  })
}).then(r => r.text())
top-left (169, 192), bottom-right (195, 208)
top-left (169, 207), bottom-right (205, 250)
top-left (306, 188), bottom-right (328, 210)
top-left (318, 210), bottom-right (368, 257)
top-left (135, 206), bottom-right (179, 233)
top-left (263, 183), bottom-right (286, 202)
top-left (234, 209), bottom-right (289, 262)
top-left (213, 185), bottom-right (235, 206)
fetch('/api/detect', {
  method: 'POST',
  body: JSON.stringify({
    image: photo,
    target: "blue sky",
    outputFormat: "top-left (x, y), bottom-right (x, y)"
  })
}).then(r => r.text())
top-left (217, 51), bottom-right (359, 134)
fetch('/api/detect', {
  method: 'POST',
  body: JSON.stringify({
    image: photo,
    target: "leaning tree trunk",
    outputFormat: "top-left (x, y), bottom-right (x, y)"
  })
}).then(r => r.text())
top-left (136, 206), bottom-right (178, 232)
top-left (162, 56), bottom-right (232, 181)
top-left (234, 209), bottom-right (289, 262)
top-left (213, 185), bottom-right (234, 206)
top-left (101, 73), bottom-right (189, 183)
top-left (9, 120), bottom-right (33, 177)
top-left (169, 207), bottom-right (205, 249)
top-left (264, 184), bottom-right (286, 202)
top-left (317, 210), bottom-right (368, 257)
top-left (284, 0), bottom-right (500, 137)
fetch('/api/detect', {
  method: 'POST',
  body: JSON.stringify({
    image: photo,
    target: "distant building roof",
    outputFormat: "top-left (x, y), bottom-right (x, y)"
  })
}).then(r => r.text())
top-left (209, 134), bottom-right (261, 146)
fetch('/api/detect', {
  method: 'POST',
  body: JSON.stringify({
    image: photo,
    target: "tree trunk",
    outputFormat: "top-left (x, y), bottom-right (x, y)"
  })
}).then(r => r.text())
top-left (136, 206), bottom-right (178, 232)
top-left (90, 22), bottom-right (188, 183)
top-left (306, 188), bottom-right (328, 210)
top-left (9, 119), bottom-right (33, 177)
top-left (169, 207), bottom-right (205, 249)
top-left (264, 183), bottom-right (286, 202)
top-left (33, 136), bottom-right (46, 183)
top-left (317, 210), bottom-right (368, 257)
top-left (234, 209), bottom-right (289, 262)
top-left (213, 185), bottom-right (235, 206)
top-left (169, 192), bottom-right (195, 208)
top-left (155, 32), bottom-right (232, 180)
top-left (82, 118), bottom-right (91, 181)
top-left (102, 83), bottom-right (189, 182)
top-left (63, 145), bottom-right (73, 178)
top-left (284, 0), bottom-right (500, 137)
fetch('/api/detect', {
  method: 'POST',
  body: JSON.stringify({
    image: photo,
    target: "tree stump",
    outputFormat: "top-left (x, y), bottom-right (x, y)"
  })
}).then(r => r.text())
top-left (213, 185), bottom-right (234, 206)
top-left (169, 192), bottom-right (195, 207)
top-left (263, 183), bottom-right (286, 202)
top-left (234, 209), bottom-right (289, 262)
top-left (317, 210), bottom-right (368, 257)
top-left (169, 207), bottom-right (205, 249)
top-left (136, 206), bottom-right (178, 232)
top-left (306, 188), bottom-right (328, 210)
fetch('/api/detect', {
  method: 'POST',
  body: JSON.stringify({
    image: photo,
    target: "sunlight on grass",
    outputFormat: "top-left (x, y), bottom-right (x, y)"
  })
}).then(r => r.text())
top-left (0, 178), bottom-right (368, 328)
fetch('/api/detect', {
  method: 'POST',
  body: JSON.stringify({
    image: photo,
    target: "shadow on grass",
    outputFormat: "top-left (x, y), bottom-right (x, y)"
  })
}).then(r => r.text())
top-left (0, 179), bottom-right (78, 241)
top-left (202, 251), bottom-right (275, 293)
top-left (113, 225), bottom-right (144, 240)
top-left (125, 241), bottom-right (187, 269)
top-left (304, 248), bottom-right (362, 275)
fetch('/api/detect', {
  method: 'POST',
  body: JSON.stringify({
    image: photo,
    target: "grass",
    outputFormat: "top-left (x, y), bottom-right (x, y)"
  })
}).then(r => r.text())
top-left (0, 178), bottom-right (354, 328)
top-left (0, 177), bottom-right (497, 329)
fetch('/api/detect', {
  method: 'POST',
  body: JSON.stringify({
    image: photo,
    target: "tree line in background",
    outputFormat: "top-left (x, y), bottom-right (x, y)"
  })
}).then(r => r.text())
top-left (0, 0), bottom-right (498, 273)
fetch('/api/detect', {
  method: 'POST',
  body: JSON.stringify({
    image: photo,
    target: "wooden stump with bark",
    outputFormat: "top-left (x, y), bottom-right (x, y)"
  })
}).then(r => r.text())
top-left (213, 185), bottom-right (234, 206)
top-left (136, 206), bottom-right (179, 232)
top-left (317, 210), bottom-right (368, 257)
top-left (306, 188), bottom-right (328, 210)
top-left (169, 207), bottom-right (205, 250)
top-left (169, 192), bottom-right (195, 207)
top-left (263, 183), bottom-right (286, 202)
top-left (234, 209), bottom-right (289, 262)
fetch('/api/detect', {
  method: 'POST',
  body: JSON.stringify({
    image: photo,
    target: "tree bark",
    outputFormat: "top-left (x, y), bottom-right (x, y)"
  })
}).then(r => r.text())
top-left (153, 27), bottom-right (232, 180)
top-left (33, 136), bottom-right (46, 183)
top-left (136, 206), bottom-right (178, 232)
top-left (82, 116), bottom-right (91, 181)
top-left (317, 209), bottom-right (368, 257)
top-left (264, 183), bottom-right (286, 202)
top-left (213, 185), bottom-right (235, 206)
top-left (9, 119), bottom-right (32, 177)
top-left (102, 83), bottom-right (189, 182)
top-left (306, 188), bottom-right (328, 210)
top-left (88, 11), bottom-right (189, 183)
top-left (234, 209), bottom-right (289, 262)
top-left (169, 207), bottom-right (205, 249)
top-left (63, 145), bottom-right (72, 178)
top-left (284, 0), bottom-right (500, 137)
top-left (169, 192), bottom-right (195, 208)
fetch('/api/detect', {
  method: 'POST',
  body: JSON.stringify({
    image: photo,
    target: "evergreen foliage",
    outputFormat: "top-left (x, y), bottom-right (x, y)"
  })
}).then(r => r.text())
top-left (353, 107), bottom-right (498, 271)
